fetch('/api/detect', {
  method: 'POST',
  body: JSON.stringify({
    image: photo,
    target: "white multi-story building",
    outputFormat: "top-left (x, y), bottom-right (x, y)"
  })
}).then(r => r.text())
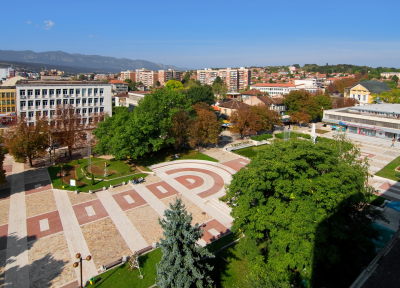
top-left (250, 83), bottom-right (322, 96)
top-left (16, 80), bottom-right (112, 126)
top-left (381, 72), bottom-right (400, 79)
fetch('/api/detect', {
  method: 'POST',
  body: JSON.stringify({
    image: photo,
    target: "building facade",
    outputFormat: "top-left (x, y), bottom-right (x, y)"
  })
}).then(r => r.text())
top-left (119, 70), bottom-right (136, 82)
top-left (344, 81), bottom-right (390, 106)
top-left (0, 86), bottom-right (16, 113)
top-left (381, 72), bottom-right (400, 79)
top-left (197, 67), bottom-right (251, 91)
top-left (16, 81), bottom-right (112, 126)
top-left (250, 83), bottom-right (322, 96)
top-left (323, 104), bottom-right (400, 140)
top-left (158, 69), bottom-right (182, 85)
top-left (135, 68), bottom-right (158, 88)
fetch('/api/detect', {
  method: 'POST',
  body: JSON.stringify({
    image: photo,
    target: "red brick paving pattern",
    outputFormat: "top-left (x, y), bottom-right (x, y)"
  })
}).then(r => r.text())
top-left (112, 189), bottom-right (147, 211)
top-left (220, 158), bottom-right (250, 172)
top-left (200, 219), bottom-right (230, 243)
top-left (146, 181), bottom-right (179, 199)
top-left (27, 210), bottom-right (63, 241)
top-left (174, 175), bottom-right (204, 190)
top-left (166, 168), bottom-right (224, 198)
top-left (72, 199), bottom-right (109, 226)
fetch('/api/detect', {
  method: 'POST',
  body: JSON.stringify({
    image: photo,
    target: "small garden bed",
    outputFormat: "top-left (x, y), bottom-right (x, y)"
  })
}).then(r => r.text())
top-left (375, 156), bottom-right (400, 181)
top-left (250, 134), bottom-right (273, 141)
top-left (48, 158), bottom-right (147, 192)
top-left (233, 144), bottom-right (270, 159)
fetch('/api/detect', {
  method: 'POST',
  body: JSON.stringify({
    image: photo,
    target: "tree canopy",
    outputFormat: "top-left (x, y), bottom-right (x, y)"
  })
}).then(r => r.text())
top-left (156, 198), bottom-right (214, 288)
top-left (185, 86), bottom-right (215, 106)
top-left (165, 79), bottom-right (185, 91)
top-left (223, 138), bottom-right (385, 287)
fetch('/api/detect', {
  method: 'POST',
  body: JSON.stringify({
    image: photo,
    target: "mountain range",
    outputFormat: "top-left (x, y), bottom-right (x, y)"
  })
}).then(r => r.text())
top-left (0, 50), bottom-right (189, 73)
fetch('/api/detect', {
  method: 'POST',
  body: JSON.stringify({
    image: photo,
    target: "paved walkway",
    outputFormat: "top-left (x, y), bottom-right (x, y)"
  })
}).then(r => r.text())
top-left (0, 156), bottom-right (248, 287)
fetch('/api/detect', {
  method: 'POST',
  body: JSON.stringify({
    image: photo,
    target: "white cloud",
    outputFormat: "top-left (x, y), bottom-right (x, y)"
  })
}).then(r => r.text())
top-left (26, 21), bottom-right (31, 24)
top-left (44, 20), bottom-right (55, 30)
top-left (35, 24), bottom-right (39, 27)
top-left (88, 35), bottom-right (97, 38)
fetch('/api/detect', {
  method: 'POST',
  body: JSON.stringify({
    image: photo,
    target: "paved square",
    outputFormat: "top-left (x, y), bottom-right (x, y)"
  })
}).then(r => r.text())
top-left (200, 219), bottom-right (230, 243)
top-left (27, 211), bottom-right (63, 242)
top-left (112, 189), bottom-right (147, 211)
top-left (175, 175), bottom-right (204, 190)
top-left (72, 199), bottom-right (109, 226)
top-left (146, 181), bottom-right (179, 199)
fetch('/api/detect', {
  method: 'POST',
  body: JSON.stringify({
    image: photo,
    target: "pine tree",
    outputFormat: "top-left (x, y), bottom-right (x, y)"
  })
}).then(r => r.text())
top-left (156, 198), bottom-right (214, 288)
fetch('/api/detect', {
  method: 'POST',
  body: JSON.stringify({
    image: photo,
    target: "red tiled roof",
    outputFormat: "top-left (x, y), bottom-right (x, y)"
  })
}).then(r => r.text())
top-left (109, 80), bottom-right (129, 84)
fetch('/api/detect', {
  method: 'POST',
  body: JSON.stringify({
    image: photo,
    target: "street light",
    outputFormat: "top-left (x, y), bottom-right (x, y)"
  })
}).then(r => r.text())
top-left (73, 253), bottom-right (92, 288)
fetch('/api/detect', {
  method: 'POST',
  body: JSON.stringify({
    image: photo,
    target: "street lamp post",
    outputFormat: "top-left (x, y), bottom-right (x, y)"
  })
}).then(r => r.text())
top-left (48, 147), bottom-right (52, 164)
top-left (73, 253), bottom-right (92, 288)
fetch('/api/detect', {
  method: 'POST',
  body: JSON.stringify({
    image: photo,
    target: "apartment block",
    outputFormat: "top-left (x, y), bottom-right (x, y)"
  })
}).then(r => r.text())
top-left (135, 68), bottom-right (158, 87)
top-left (16, 81), bottom-right (112, 126)
top-left (119, 70), bottom-right (136, 81)
top-left (158, 69), bottom-right (182, 85)
top-left (0, 86), bottom-right (17, 113)
top-left (197, 67), bottom-right (251, 91)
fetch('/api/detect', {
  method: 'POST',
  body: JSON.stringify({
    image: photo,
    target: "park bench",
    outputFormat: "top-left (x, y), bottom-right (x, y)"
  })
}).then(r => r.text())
top-left (101, 246), bottom-right (153, 272)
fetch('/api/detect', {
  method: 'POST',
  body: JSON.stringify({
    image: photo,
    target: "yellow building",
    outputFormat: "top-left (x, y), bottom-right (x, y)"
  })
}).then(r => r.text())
top-left (344, 81), bottom-right (390, 106)
top-left (0, 86), bottom-right (16, 113)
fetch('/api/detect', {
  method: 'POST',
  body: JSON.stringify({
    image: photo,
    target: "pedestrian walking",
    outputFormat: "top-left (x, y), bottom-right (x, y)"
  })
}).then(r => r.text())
top-left (391, 136), bottom-right (395, 147)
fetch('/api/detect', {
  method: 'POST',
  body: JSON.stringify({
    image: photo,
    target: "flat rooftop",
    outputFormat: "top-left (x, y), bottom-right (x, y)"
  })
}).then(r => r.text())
top-left (16, 80), bottom-right (111, 86)
top-left (326, 104), bottom-right (400, 115)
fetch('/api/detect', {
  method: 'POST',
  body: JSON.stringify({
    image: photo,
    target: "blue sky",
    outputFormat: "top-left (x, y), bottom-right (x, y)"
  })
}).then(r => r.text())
top-left (1, 0), bottom-right (399, 69)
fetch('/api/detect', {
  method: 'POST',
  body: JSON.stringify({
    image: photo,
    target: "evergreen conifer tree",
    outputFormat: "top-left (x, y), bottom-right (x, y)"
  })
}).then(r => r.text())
top-left (156, 198), bottom-right (214, 288)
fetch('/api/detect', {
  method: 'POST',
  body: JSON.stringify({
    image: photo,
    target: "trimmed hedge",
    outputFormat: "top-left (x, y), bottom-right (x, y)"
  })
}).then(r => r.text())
top-left (251, 134), bottom-right (273, 141)
top-left (274, 132), bottom-right (311, 139)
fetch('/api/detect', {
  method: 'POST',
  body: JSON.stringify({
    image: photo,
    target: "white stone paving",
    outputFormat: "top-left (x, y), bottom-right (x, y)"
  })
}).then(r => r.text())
top-left (52, 189), bottom-right (98, 285)
top-left (96, 190), bottom-right (148, 249)
top-left (5, 161), bottom-right (29, 288)
top-left (132, 184), bottom-right (168, 218)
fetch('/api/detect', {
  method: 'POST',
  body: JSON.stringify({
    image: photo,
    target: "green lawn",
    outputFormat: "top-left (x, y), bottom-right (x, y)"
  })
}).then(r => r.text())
top-left (81, 158), bottom-right (137, 180)
top-left (233, 144), bottom-right (270, 159)
top-left (369, 194), bottom-right (386, 206)
top-left (375, 156), bottom-right (400, 181)
top-left (133, 147), bottom-right (218, 170)
top-left (89, 233), bottom-right (242, 287)
top-left (48, 158), bottom-right (147, 192)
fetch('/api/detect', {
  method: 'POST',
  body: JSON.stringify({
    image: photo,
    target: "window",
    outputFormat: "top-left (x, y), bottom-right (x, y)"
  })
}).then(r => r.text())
top-left (1, 100), bottom-right (5, 105)
top-left (43, 100), bottom-right (48, 106)
top-left (76, 89), bottom-right (80, 95)
top-left (28, 101), bottom-right (33, 107)
top-left (35, 89), bottom-right (40, 96)
top-left (6, 93), bottom-right (10, 98)
top-left (69, 89), bottom-right (74, 95)
top-left (82, 98), bottom-right (87, 104)
top-left (76, 109), bottom-right (80, 114)
top-left (28, 112), bottom-right (34, 117)
top-left (50, 89), bottom-right (55, 96)
top-left (63, 89), bottom-right (68, 95)
top-left (1, 93), bottom-right (4, 98)
top-left (50, 110), bottom-right (55, 116)
top-left (12, 107), bottom-right (15, 112)
top-left (100, 98), bottom-right (104, 104)
top-left (100, 88), bottom-right (104, 95)
top-left (50, 100), bottom-right (55, 106)
top-left (70, 99), bottom-right (74, 105)
top-left (100, 107), bottom-right (104, 112)
top-left (2, 108), bottom-right (4, 112)
top-left (89, 108), bottom-right (93, 114)
top-left (35, 100), bottom-right (40, 106)
top-left (88, 88), bottom-right (92, 95)
top-left (82, 108), bottom-right (87, 113)
top-left (7, 108), bottom-right (10, 112)
top-left (20, 101), bottom-right (26, 107)
top-left (6, 100), bottom-right (10, 105)
top-left (63, 99), bottom-right (68, 104)
top-left (20, 90), bottom-right (26, 96)
top-left (76, 99), bottom-right (81, 104)
top-left (57, 99), bottom-right (62, 105)
top-left (94, 107), bottom-right (98, 113)
top-left (88, 98), bottom-right (93, 104)
top-left (42, 89), bottom-right (48, 96)
top-left (94, 88), bottom-right (98, 95)
top-left (363, 95), bottom-right (366, 101)
top-left (28, 90), bottom-right (33, 96)
top-left (11, 100), bottom-right (15, 104)
top-left (43, 111), bottom-right (48, 116)
top-left (56, 89), bottom-right (61, 95)
top-left (94, 98), bottom-right (99, 104)
top-left (82, 88), bottom-right (87, 95)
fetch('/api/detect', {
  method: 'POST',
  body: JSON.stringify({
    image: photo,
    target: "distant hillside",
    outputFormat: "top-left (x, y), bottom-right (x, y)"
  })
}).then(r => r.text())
top-left (0, 50), bottom-right (189, 73)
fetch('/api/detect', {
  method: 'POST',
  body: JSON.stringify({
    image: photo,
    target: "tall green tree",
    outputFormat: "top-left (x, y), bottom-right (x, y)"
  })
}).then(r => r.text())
top-left (223, 138), bottom-right (385, 287)
top-left (186, 86), bottom-right (215, 106)
top-left (165, 79), bottom-right (185, 91)
top-left (156, 198), bottom-right (214, 288)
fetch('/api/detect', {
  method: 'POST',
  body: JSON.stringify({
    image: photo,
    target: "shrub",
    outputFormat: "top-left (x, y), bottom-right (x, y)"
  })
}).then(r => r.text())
top-left (274, 132), bottom-right (311, 140)
top-left (395, 172), bottom-right (400, 178)
top-left (251, 134), bottom-right (273, 141)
